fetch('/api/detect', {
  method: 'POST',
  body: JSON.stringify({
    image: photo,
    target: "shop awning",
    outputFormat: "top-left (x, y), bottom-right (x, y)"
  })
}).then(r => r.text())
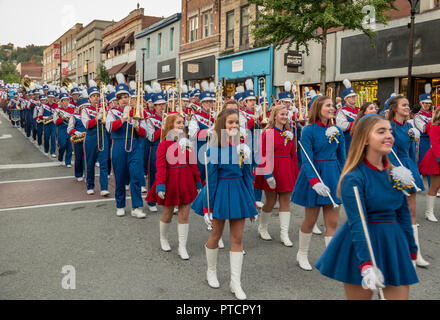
top-left (123, 32), bottom-right (135, 44)
top-left (107, 62), bottom-right (127, 76)
top-left (107, 37), bottom-right (125, 50)
top-left (119, 61), bottom-right (136, 76)
top-left (100, 43), bottom-right (110, 54)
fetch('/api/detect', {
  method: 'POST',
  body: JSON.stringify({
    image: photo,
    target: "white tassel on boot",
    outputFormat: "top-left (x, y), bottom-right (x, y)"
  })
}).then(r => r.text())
top-left (205, 245), bottom-right (220, 288)
top-left (177, 223), bottom-right (190, 260)
top-left (313, 223), bottom-right (323, 235)
top-left (412, 224), bottom-right (430, 267)
top-left (258, 210), bottom-right (272, 240)
top-left (324, 236), bottom-right (333, 248)
top-left (279, 211), bottom-right (293, 246)
top-left (230, 251), bottom-right (247, 300)
top-left (159, 221), bottom-right (171, 252)
top-left (425, 195), bottom-right (438, 222)
top-left (218, 237), bottom-right (225, 248)
top-left (296, 231), bottom-right (313, 271)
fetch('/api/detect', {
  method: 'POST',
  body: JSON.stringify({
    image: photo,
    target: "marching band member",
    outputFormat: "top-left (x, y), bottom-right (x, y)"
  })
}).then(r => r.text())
top-left (380, 93), bottom-right (397, 117)
top-left (68, 94), bottom-right (87, 181)
top-left (106, 75), bottom-right (146, 218)
top-left (70, 83), bottom-right (80, 106)
top-left (188, 80), bottom-right (216, 184)
top-left (315, 114), bottom-right (418, 300)
top-left (336, 79), bottom-right (358, 154)
top-left (54, 88), bottom-right (75, 167)
top-left (146, 113), bottom-right (202, 259)
top-left (350, 101), bottom-right (380, 134)
top-left (414, 84), bottom-right (433, 165)
top-left (43, 86), bottom-right (58, 158)
top-left (419, 105), bottom-right (440, 223)
top-left (192, 108), bottom-right (258, 300)
top-left (35, 90), bottom-right (46, 147)
top-left (145, 82), bottom-right (166, 212)
top-left (31, 87), bottom-right (40, 143)
top-left (291, 96), bottom-right (346, 271)
top-left (386, 95), bottom-right (428, 267)
top-left (81, 81), bottom-right (110, 196)
top-left (255, 104), bottom-right (299, 246)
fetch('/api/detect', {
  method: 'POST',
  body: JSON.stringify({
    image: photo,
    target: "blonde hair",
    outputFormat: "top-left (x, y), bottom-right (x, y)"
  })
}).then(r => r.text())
top-left (160, 113), bottom-right (186, 141)
top-left (308, 96), bottom-right (332, 125)
top-left (264, 104), bottom-right (291, 131)
top-left (337, 115), bottom-right (391, 196)
top-left (432, 107), bottom-right (440, 126)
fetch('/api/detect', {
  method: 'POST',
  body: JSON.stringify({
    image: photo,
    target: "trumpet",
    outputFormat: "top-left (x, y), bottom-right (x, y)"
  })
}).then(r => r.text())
top-left (43, 115), bottom-right (53, 125)
top-left (70, 132), bottom-right (86, 144)
top-left (97, 86), bottom-right (107, 152)
top-left (125, 71), bottom-right (143, 153)
top-left (258, 77), bottom-right (268, 125)
top-left (326, 86), bottom-right (334, 102)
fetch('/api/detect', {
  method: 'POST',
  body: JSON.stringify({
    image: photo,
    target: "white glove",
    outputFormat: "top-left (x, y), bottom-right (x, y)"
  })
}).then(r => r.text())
top-left (158, 191), bottom-right (165, 200)
top-left (197, 189), bottom-right (201, 193)
top-left (250, 214), bottom-right (258, 223)
top-left (132, 120), bottom-right (139, 129)
top-left (312, 182), bottom-right (330, 197)
top-left (204, 212), bottom-right (213, 229)
top-left (97, 110), bottom-right (103, 120)
top-left (361, 266), bottom-right (385, 291)
top-left (75, 131), bottom-right (83, 137)
top-left (266, 177), bottom-right (276, 189)
top-left (291, 106), bottom-right (298, 113)
top-left (412, 260), bottom-right (416, 269)
top-left (123, 106), bottom-right (130, 119)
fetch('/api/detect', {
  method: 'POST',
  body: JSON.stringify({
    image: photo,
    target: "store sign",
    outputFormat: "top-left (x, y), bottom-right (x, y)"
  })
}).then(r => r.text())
top-left (162, 65), bottom-right (170, 73)
top-left (187, 63), bottom-right (199, 74)
top-left (285, 51), bottom-right (302, 67)
top-left (53, 43), bottom-right (60, 60)
top-left (62, 60), bottom-right (69, 76)
top-left (232, 59), bottom-right (243, 73)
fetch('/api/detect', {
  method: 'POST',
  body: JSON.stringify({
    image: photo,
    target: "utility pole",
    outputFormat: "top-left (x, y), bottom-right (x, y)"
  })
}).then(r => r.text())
top-left (407, 0), bottom-right (419, 108)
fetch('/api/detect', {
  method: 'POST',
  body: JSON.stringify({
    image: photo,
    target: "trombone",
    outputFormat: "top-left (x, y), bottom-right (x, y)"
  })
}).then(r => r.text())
top-left (97, 85), bottom-right (107, 152)
top-left (326, 85), bottom-right (335, 125)
top-left (216, 81), bottom-right (223, 117)
top-left (258, 77), bottom-right (268, 125)
top-left (125, 71), bottom-right (143, 152)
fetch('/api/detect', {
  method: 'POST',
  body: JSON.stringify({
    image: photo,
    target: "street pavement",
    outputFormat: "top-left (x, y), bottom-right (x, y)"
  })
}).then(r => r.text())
top-left (1, 111), bottom-right (439, 300)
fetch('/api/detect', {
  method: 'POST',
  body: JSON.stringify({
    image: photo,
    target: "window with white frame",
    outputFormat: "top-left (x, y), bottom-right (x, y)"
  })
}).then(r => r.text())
top-left (226, 10), bottom-right (234, 48)
top-left (202, 10), bottom-right (212, 38)
top-left (189, 16), bottom-right (198, 42)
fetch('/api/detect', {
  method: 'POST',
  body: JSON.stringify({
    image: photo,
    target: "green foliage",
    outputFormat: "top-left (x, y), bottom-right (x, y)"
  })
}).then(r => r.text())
top-left (0, 44), bottom-right (46, 65)
top-left (249, 0), bottom-right (398, 54)
top-left (96, 62), bottom-right (111, 85)
top-left (0, 62), bottom-right (20, 83)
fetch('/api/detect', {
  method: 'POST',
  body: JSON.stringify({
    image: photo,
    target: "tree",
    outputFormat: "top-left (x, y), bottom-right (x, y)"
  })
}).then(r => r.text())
top-left (96, 62), bottom-right (111, 85)
top-left (0, 62), bottom-right (20, 84)
top-left (249, 0), bottom-right (397, 92)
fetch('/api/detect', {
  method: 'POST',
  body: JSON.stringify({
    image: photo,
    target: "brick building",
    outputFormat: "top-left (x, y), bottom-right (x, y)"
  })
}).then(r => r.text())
top-left (180, 0), bottom-right (221, 87)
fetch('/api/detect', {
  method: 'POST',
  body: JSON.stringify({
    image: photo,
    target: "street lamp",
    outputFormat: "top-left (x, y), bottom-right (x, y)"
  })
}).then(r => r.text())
top-left (407, 0), bottom-right (419, 108)
top-left (85, 59), bottom-right (89, 85)
top-left (141, 48), bottom-right (146, 85)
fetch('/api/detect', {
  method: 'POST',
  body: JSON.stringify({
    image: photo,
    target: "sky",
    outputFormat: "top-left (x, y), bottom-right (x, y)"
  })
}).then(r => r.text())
top-left (0, 0), bottom-right (182, 47)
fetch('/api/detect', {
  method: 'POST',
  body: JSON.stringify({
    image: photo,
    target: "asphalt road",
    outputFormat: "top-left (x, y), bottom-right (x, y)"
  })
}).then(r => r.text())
top-left (1, 110), bottom-right (439, 300)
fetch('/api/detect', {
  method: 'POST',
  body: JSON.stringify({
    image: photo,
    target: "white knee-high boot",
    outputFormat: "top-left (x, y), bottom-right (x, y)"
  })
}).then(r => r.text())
top-left (324, 236), bottom-right (333, 248)
top-left (313, 223), bottom-right (323, 235)
top-left (218, 237), bottom-right (225, 249)
top-left (258, 210), bottom-right (272, 240)
top-left (279, 211), bottom-right (293, 246)
top-left (205, 245), bottom-right (220, 288)
top-left (296, 231), bottom-right (313, 271)
top-left (159, 221), bottom-right (171, 252)
top-left (425, 195), bottom-right (438, 222)
top-left (177, 223), bottom-right (189, 260)
top-left (230, 251), bottom-right (246, 300)
top-left (412, 224), bottom-right (430, 267)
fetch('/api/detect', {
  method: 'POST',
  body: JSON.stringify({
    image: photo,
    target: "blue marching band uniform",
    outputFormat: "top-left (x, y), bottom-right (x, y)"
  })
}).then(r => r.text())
top-left (2, 73), bottom-right (436, 300)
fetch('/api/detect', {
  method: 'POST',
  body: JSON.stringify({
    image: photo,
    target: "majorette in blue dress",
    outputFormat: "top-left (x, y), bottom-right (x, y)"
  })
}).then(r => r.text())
top-left (315, 159), bottom-right (419, 286)
top-left (191, 144), bottom-right (258, 220)
top-left (291, 120), bottom-right (346, 207)
top-left (389, 119), bottom-right (425, 192)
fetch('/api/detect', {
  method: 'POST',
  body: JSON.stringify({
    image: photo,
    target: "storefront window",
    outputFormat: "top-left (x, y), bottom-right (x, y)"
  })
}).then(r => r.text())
top-left (352, 80), bottom-right (378, 106)
top-left (432, 78), bottom-right (440, 107)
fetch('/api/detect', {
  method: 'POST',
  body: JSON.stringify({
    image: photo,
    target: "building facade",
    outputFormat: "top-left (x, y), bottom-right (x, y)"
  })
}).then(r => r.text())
top-left (180, 0), bottom-right (221, 87)
top-left (43, 23), bottom-right (83, 85)
top-left (16, 61), bottom-right (43, 81)
top-left (135, 13), bottom-right (181, 88)
top-left (101, 7), bottom-right (162, 82)
top-left (76, 20), bottom-right (113, 86)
